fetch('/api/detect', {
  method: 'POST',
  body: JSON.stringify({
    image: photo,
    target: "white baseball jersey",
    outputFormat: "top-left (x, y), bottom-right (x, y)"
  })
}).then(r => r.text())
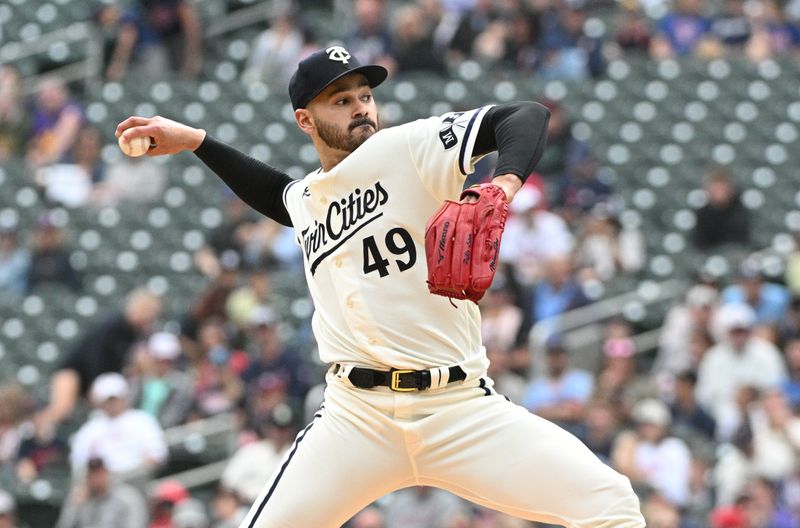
top-left (282, 106), bottom-right (494, 372)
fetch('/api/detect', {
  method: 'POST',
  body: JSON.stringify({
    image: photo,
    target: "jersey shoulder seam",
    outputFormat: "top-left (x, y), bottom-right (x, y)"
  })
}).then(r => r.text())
top-left (282, 179), bottom-right (302, 209)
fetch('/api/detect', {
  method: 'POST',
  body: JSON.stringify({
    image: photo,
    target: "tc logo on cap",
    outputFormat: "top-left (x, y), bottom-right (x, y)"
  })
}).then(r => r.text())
top-left (326, 46), bottom-right (351, 64)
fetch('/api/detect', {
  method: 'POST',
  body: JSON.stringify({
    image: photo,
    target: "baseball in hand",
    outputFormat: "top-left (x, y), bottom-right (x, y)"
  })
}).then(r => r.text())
top-left (118, 133), bottom-right (153, 157)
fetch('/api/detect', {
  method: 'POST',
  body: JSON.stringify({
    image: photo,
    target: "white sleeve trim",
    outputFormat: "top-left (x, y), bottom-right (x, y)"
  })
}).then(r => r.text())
top-left (282, 179), bottom-right (302, 209)
top-left (458, 105), bottom-right (494, 176)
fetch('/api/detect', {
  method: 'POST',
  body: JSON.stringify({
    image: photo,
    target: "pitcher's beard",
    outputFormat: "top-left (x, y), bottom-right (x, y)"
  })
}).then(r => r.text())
top-left (316, 117), bottom-right (378, 153)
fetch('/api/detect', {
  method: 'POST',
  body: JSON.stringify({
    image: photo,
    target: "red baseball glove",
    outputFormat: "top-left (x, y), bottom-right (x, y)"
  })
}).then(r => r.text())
top-left (425, 183), bottom-right (509, 303)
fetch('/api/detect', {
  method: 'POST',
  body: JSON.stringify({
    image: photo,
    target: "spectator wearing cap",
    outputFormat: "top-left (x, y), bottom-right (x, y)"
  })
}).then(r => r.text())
top-left (211, 486), bottom-right (247, 528)
top-left (521, 339), bottom-right (594, 434)
top-left (25, 76), bottom-right (84, 168)
top-left (129, 332), bottom-right (194, 428)
top-left (500, 183), bottom-right (574, 286)
top-left (655, 284), bottom-right (719, 378)
top-left (55, 456), bottom-right (147, 528)
top-left (595, 335), bottom-right (656, 418)
top-left (0, 226), bottom-right (29, 295)
top-left (149, 480), bottom-right (189, 528)
top-left (241, 306), bottom-right (311, 406)
top-left (0, 490), bottom-right (23, 528)
top-left (692, 167), bottom-right (751, 250)
top-left (44, 288), bottom-right (162, 425)
top-left (69, 373), bottom-right (168, 478)
top-left (696, 303), bottom-right (787, 438)
top-left (612, 398), bottom-right (692, 508)
top-left (221, 403), bottom-right (297, 503)
top-left (669, 371), bottom-right (716, 442)
top-left (747, 390), bottom-right (800, 484)
top-left (722, 262), bottom-right (791, 328)
top-left (26, 212), bottom-right (80, 294)
top-left (537, 1), bottom-right (605, 80)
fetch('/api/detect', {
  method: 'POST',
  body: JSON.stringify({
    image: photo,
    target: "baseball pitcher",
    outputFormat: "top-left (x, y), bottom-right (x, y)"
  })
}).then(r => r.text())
top-left (116, 47), bottom-right (645, 527)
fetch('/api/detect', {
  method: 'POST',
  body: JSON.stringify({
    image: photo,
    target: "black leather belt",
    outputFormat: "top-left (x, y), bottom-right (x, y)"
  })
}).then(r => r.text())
top-left (333, 364), bottom-right (467, 392)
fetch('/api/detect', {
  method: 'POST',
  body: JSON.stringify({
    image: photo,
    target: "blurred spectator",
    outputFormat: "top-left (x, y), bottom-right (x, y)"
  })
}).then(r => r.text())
top-left (446, 0), bottom-right (498, 60)
top-left (221, 403), bottom-right (296, 503)
top-left (522, 339), bottom-right (594, 434)
top-left (500, 185), bottom-right (574, 285)
top-left (573, 209), bottom-right (644, 282)
top-left (129, 332), bottom-right (194, 428)
top-left (642, 494), bottom-right (682, 528)
top-left (242, 1), bottom-right (304, 85)
top-left (538, 3), bottom-right (605, 80)
top-left (26, 212), bottom-right (80, 293)
top-left (16, 412), bottom-right (68, 484)
top-left (741, 477), bottom-right (798, 528)
top-left (211, 487), bottom-right (247, 528)
top-left (746, 0), bottom-right (800, 61)
top-left (577, 398), bottom-right (620, 464)
top-left (615, 4), bottom-right (652, 53)
top-left (722, 262), bottom-right (791, 329)
top-left (650, 0), bottom-right (715, 59)
top-left (172, 498), bottom-right (210, 528)
top-left (225, 271), bottom-right (273, 329)
top-left (529, 256), bottom-right (588, 325)
top-left (782, 338), bottom-right (800, 410)
top-left (94, 3), bottom-right (141, 82)
top-left (192, 319), bottom-right (246, 418)
top-left (748, 390), bottom-right (800, 484)
top-left (0, 66), bottom-right (28, 162)
top-left (149, 480), bottom-right (190, 528)
top-left (91, 150), bottom-right (168, 207)
top-left (35, 126), bottom-right (104, 208)
top-left (692, 167), bottom-right (751, 250)
top-left (349, 506), bottom-right (385, 528)
top-left (346, 0), bottom-right (396, 72)
top-left (612, 398), bottom-right (692, 508)
top-left (534, 99), bottom-right (590, 182)
top-left (712, 0), bottom-right (752, 49)
top-left (777, 296), bottom-right (800, 346)
top-left (135, 0), bottom-right (203, 78)
top-left (555, 154), bottom-right (613, 221)
top-left (55, 456), bottom-right (148, 528)
top-left (714, 425), bottom-right (757, 506)
top-left (0, 385), bottom-right (32, 470)
top-left (479, 277), bottom-right (524, 354)
top-left (25, 77), bottom-right (84, 169)
top-left (500, 7), bottom-right (540, 72)
top-left (595, 335), bottom-right (656, 416)
top-left (241, 306), bottom-right (310, 406)
top-left (708, 504), bottom-right (748, 528)
top-left (383, 487), bottom-right (467, 528)
top-left (485, 346), bottom-right (526, 404)
top-left (696, 303), bottom-right (787, 439)
top-left (44, 288), bottom-right (162, 425)
top-left (655, 284), bottom-right (719, 377)
top-left (391, 4), bottom-right (446, 74)
top-left (669, 371), bottom-right (716, 442)
top-left (0, 226), bottom-right (30, 295)
top-left (0, 490), bottom-right (21, 528)
top-left (70, 373), bottom-right (168, 478)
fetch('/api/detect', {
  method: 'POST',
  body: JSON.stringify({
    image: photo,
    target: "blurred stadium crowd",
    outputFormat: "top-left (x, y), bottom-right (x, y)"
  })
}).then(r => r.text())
top-left (2, 0), bottom-right (800, 527)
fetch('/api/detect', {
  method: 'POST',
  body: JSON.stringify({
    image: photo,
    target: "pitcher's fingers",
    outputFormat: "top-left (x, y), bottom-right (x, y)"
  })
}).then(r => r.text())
top-left (115, 116), bottom-right (153, 138)
top-left (122, 124), bottom-right (160, 142)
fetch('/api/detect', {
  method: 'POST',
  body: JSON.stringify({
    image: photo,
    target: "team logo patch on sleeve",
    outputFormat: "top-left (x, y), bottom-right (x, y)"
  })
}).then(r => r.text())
top-left (438, 112), bottom-right (464, 150)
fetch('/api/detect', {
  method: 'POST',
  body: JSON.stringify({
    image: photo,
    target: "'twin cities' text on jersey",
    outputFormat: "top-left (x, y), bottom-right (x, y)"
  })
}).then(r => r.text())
top-left (301, 181), bottom-right (389, 274)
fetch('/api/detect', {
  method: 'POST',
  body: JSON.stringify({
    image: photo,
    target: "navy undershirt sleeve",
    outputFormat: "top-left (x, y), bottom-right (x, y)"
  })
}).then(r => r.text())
top-left (193, 135), bottom-right (294, 227)
top-left (472, 102), bottom-right (550, 182)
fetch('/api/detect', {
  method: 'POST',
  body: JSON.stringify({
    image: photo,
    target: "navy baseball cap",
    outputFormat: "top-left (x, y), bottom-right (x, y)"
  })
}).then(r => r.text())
top-left (289, 46), bottom-right (388, 110)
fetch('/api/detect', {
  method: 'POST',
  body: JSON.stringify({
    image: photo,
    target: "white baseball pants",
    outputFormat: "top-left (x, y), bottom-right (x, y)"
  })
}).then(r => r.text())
top-left (239, 372), bottom-right (645, 528)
